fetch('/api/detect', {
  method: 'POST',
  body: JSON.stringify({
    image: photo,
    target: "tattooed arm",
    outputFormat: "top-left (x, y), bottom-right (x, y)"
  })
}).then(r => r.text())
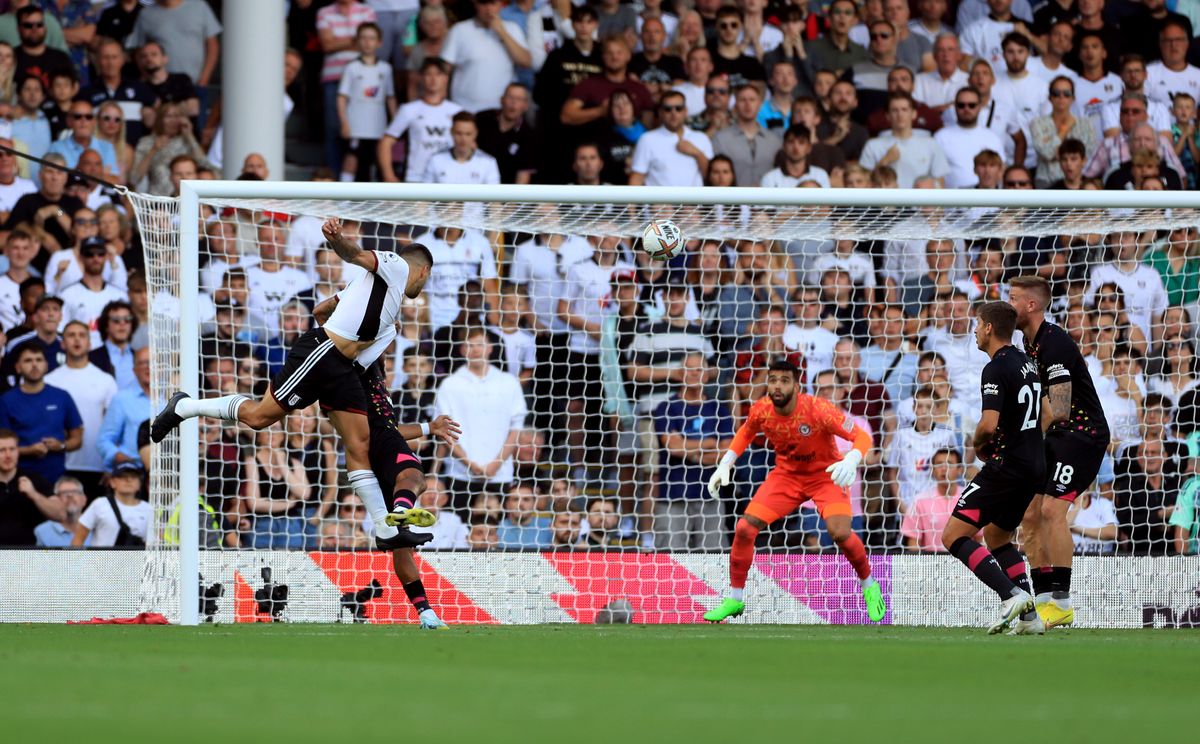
top-left (1044, 382), bottom-right (1073, 430)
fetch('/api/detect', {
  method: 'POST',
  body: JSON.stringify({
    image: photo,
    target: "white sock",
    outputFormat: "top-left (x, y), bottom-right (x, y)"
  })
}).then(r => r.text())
top-left (175, 394), bottom-right (249, 422)
top-left (730, 587), bottom-right (744, 601)
top-left (1036, 591), bottom-right (1054, 605)
top-left (861, 577), bottom-right (877, 589)
top-left (339, 171), bottom-right (355, 182)
top-left (348, 469), bottom-right (398, 538)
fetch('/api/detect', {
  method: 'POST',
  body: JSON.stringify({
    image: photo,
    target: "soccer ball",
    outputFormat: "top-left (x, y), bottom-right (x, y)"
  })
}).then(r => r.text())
top-left (641, 219), bottom-right (683, 261)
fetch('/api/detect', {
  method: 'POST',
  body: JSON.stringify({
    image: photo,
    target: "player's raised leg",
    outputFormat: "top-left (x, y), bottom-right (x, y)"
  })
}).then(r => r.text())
top-left (150, 389), bottom-right (281, 442)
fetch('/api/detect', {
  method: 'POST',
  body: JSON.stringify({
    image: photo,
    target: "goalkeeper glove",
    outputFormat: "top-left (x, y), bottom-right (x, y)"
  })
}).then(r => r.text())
top-left (825, 449), bottom-right (863, 488)
top-left (707, 451), bottom-right (737, 498)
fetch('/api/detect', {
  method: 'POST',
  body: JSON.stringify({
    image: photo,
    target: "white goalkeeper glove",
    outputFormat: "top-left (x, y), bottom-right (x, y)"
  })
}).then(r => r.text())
top-left (825, 449), bottom-right (863, 489)
top-left (707, 451), bottom-right (737, 498)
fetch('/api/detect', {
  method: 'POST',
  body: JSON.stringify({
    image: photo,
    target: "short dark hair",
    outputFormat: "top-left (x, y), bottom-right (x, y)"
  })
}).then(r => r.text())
top-left (19, 276), bottom-right (44, 297)
top-left (932, 446), bottom-right (962, 464)
top-left (783, 123), bottom-right (812, 142)
top-left (977, 301), bottom-right (1017, 339)
top-left (1001, 31), bottom-right (1031, 52)
top-left (451, 110), bottom-right (476, 127)
top-left (16, 5), bottom-right (43, 22)
top-left (356, 21), bottom-right (382, 38)
top-left (1058, 137), bottom-right (1086, 159)
top-left (0, 428), bottom-right (17, 443)
top-left (420, 56), bottom-right (450, 75)
top-left (12, 340), bottom-right (46, 364)
top-left (767, 358), bottom-right (799, 377)
top-left (399, 242), bottom-right (434, 268)
top-left (570, 4), bottom-right (598, 23)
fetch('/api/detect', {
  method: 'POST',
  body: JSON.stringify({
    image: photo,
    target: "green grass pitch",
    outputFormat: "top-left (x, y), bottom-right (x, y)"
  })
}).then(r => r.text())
top-left (2, 624), bottom-right (1195, 743)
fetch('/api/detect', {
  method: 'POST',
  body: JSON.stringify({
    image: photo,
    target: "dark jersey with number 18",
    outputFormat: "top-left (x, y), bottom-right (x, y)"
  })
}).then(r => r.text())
top-left (979, 345), bottom-right (1046, 476)
top-left (1023, 321), bottom-right (1110, 444)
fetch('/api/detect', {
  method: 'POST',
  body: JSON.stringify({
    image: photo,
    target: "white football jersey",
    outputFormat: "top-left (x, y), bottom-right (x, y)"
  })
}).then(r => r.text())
top-left (324, 250), bottom-right (412, 367)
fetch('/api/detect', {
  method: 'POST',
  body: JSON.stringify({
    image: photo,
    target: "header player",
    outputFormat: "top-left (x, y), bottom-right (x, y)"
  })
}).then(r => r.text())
top-left (1009, 275), bottom-right (1109, 629)
top-left (703, 359), bottom-right (886, 624)
top-left (939, 301), bottom-right (1043, 635)
top-left (151, 219), bottom-right (434, 552)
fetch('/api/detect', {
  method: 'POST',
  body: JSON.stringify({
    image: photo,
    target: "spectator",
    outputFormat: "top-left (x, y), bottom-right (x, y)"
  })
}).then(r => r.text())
top-left (594, 0), bottom-right (637, 44)
top-left (709, 7), bottom-right (764, 90)
top-left (245, 220), bottom-right (312, 336)
top-left (43, 320), bottom-right (116, 498)
top-left (58, 237), bottom-right (127, 345)
top-left (1170, 467), bottom-right (1200, 555)
top-left (934, 86), bottom-right (1005, 188)
top-left (1069, 480), bottom-right (1121, 555)
top-left (136, 41), bottom-right (199, 122)
top-left (757, 59), bottom-right (797, 131)
top-left (533, 6), bottom-right (601, 179)
top-left (9, 81), bottom-right (51, 172)
top-left (808, 0), bottom-right (868, 77)
top-left (243, 426), bottom-right (312, 549)
top-left (885, 384), bottom-right (961, 515)
top-left (441, 0), bottom-right (531, 114)
top-left (12, 5), bottom-right (72, 89)
top-left (761, 7), bottom-right (812, 102)
top-left (864, 65), bottom-right (943, 137)
top-left (955, 58), bottom-right (1024, 167)
top-left (3, 153), bottom-right (82, 254)
top-left (410, 476), bottom-right (469, 548)
top-left (124, 0), bottom-right (220, 87)
top-left (418, 225), bottom-right (498, 332)
top-left (1104, 123), bottom-right (1186, 190)
top-left (497, 482), bottom-right (551, 547)
top-left (990, 32), bottom-right (1043, 126)
top-left (0, 229), bottom-right (35, 330)
top-left (583, 497), bottom-right (622, 547)
top-left (550, 509), bottom-right (584, 549)
top-left (883, 0), bottom-right (933, 72)
top-left (80, 37), bottom-right (155, 147)
top-left (676, 47), bottom-right (715, 118)
top-left (45, 205), bottom-right (127, 295)
top-left (822, 80), bottom-right (870, 162)
top-left (467, 519), bottom-right (499, 550)
top-left (1086, 231), bottom-right (1168, 341)
top-left (900, 446), bottom-right (964, 552)
top-left (0, 342), bottom-right (81, 484)
top-left (1145, 227), bottom-right (1200, 309)
top-left (434, 325), bottom-right (527, 511)
top-left (914, 33), bottom-right (968, 111)
top-left (337, 22), bottom-right (397, 183)
top-left (0, 1), bottom-right (68, 53)
top-left (33, 475), bottom-right (88, 547)
top-left (560, 35), bottom-right (654, 149)
top-left (1146, 19), bottom-right (1200, 107)
top-left (630, 17), bottom-right (684, 100)
top-left (849, 19), bottom-right (903, 118)
top-left (95, 346), bottom-right (150, 472)
top-left (960, 0), bottom-right (1030, 70)
top-left (1171, 92), bottom-right (1200, 188)
top-left (487, 289), bottom-right (536, 386)
top-left (422, 111), bottom-right (501, 186)
top-left (595, 89), bottom-right (645, 184)
top-left (91, 101), bottom-right (133, 183)
top-left (781, 284), bottom-right (838, 374)
top-left (653, 351), bottom-right (733, 550)
top-left (859, 92), bottom-right (950, 188)
top-left (860, 303), bottom-right (919, 406)
top-left (0, 426), bottom-right (58, 545)
top-left (379, 57), bottom-right (460, 184)
top-left (1116, 438), bottom-right (1176, 555)
top-left (629, 91), bottom-right (713, 186)
top-left (689, 72), bottom-right (733, 138)
top-left (1088, 98), bottom-right (1186, 183)
top-left (1148, 338), bottom-right (1199, 407)
top-left (922, 290), bottom-right (987, 415)
top-left (476, 83), bottom-right (537, 185)
top-left (2, 295), bottom-right (63, 388)
top-left (72, 461), bottom-right (149, 547)
top-left (129, 101), bottom-right (210, 196)
top-left (1028, 77), bottom-right (1099, 188)
top-left (403, 5), bottom-right (450, 101)
top-left (1047, 138), bottom-right (1088, 189)
top-left (712, 84), bottom-right (781, 188)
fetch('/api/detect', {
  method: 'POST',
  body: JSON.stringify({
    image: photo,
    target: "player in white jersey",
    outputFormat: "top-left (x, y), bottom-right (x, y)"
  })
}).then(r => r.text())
top-left (151, 219), bottom-right (435, 550)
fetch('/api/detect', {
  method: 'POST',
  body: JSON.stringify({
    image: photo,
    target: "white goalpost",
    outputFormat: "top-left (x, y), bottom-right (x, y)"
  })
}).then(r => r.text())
top-left (15, 182), bottom-right (1196, 628)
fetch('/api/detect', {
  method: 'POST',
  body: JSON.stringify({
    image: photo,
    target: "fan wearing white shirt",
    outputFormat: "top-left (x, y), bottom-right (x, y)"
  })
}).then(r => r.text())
top-left (1026, 21), bottom-right (1078, 86)
top-left (959, 0), bottom-right (1029, 69)
top-left (1100, 57), bottom-right (1175, 138)
top-left (44, 321), bottom-right (117, 493)
top-left (378, 57), bottom-right (462, 182)
top-left (488, 291), bottom-right (537, 386)
top-left (913, 33), bottom-right (969, 110)
top-left (629, 90), bottom-right (713, 186)
top-left (421, 111), bottom-right (501, 186)
top-left (440, 0), bottom-right (532, 113)
top-left (859, 92), bottom-right (950, 188)
top-left (1073, 31), bottom-right (1124, 128)
top-left (949, 58), bottom-right (1026, 166)
top-left (992, 32), bottom-right (1047, 128)
top-left (0, 229), bottom-right (36, 331)
top-left (885, 385), bottom-right (962, 514)
top-left (245, 222), bottom-right (313, 337)
top-left (934, 86), bottom-right (1006, 188)
top-left (759, 123), bottom-right (831, 188)
top-left (1084, 231), bottom-right (1170, 341)
top-left (72, 463), bottom-right (152, 547)
top-left (782, 286), bottom-right (839, 376)
top-left (337, 22), bottom-right (399, 182)
top-left (58, 238), bottom-right (129, 347)
top-left (417, 226), bottom-right (500, 331)
top-left (0, 139), bottom-right (36, 224)
top-left (1146, 20), bottom-right (1200, 108)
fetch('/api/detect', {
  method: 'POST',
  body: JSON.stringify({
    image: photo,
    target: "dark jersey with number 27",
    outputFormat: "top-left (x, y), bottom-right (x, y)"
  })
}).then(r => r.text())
top-left (1023, 321), bottom-right (1110, 443)
top-left (979, 345), bottom-right (1046, 474)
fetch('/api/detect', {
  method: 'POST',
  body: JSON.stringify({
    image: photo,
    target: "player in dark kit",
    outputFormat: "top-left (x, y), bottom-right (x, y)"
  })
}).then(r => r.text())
top-left (1008, 276), bottom-right (1109, 630)
top-left (940, 302), bottom-right (1044, 635)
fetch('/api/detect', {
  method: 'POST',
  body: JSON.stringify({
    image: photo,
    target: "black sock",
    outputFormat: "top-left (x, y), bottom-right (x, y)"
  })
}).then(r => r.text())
top-left (1050, 566), bottom-right (1072, 600)
top-left (392, 489), bottom-right (417, 511)
top-left (1030, 567), bottom-right (1047, 595)
top-left (991, 543), bottom-right (1035, 619)
top-left (949, 536), bottom-right (1018, 600)
top-left (403, 579), bottom-right (432, 613)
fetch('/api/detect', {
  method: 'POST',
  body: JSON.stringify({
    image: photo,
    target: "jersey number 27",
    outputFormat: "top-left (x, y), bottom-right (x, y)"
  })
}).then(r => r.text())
top-left (1018, 383), bottom-right (1043, 431)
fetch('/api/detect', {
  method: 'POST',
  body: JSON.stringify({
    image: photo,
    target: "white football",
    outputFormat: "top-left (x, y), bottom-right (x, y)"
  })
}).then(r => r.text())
top-left (641, 219), bottom-right (683, 261)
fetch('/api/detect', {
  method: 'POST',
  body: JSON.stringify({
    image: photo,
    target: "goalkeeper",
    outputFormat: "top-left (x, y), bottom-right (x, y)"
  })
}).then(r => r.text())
top-left (703, 359), bottom-right (885, 623)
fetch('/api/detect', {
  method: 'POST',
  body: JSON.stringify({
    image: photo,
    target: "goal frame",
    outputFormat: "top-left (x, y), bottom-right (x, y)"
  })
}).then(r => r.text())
top-left (171, 181), bottom-right (1200, 626)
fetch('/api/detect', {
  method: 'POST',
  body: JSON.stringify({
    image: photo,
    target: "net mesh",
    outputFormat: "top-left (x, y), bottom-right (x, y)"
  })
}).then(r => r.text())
top-left (125, 188), bottom-right (1200, 625)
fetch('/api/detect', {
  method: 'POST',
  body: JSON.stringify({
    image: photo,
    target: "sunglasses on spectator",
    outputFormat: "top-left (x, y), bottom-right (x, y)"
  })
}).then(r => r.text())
top-left (70, 112), bottom-right (95, 120)
top-left (1120, 107), bottom-right (1145, 114)
top-left (706, 87), bottom-right (729, 95)
top-left (21, 21), bottom-right (44, 29)
top-left (108, 315), bottom-right (133, 323)
top-left (955, 101), bottom-right (979, 109)
top-left (75, 218), bottom-right (98, 225)
top-left (100, 115), bottom-right (122, 123)
top-left (661, 104), bottom-right (685, 112)
top-left (82, 249), bottom-right (107, 258)
top-left (718, 21), bottom-right (741, 29)
top-left (871, 32), bottom-right (892, 40)
top-left (1050, 89), bottom-right (1073, 97)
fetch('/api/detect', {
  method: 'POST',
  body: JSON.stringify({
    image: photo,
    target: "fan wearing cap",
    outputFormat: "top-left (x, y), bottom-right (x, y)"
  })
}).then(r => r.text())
top-left (43, 207), bottom-right (128, 296)
top-left (58, 236), bottom-right (128, 348)
top-left (1, 294), bottom-right (64, 390)
top-left (72, 462), bottom-right (151, 548)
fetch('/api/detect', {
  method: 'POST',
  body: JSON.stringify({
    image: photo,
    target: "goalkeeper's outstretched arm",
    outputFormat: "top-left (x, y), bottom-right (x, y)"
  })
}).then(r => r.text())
top-left (706, 418), bottom-right (757, 498)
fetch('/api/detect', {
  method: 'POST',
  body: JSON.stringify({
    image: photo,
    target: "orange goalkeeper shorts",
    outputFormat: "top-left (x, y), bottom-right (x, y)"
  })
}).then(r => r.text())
top-left (744, 468), bottom-right (852, 524)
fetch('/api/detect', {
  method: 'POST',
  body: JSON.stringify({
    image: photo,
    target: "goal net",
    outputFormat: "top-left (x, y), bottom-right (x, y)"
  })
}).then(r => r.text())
top-left (115, 183), bottom-right (1200, 627)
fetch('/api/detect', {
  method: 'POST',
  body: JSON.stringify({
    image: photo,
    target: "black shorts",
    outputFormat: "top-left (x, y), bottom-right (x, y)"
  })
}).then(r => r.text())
top-left (368, 425), bottom-right (423, 489)
top-left (953, 464), bottom-right (1041, 532)
top-left (268, 328), bottom-right (368, 414)
top-left (1042, 432), bottom-right (1108, 502)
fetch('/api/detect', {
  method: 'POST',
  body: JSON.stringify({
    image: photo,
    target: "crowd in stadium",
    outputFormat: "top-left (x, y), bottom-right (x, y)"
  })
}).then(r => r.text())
top-left (0, 0), bottom-right (1198, 556)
